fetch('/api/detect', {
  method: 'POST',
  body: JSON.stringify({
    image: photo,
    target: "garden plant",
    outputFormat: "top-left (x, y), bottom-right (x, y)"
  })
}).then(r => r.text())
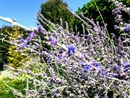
top-left (0, 0), bottom-right (130, 98)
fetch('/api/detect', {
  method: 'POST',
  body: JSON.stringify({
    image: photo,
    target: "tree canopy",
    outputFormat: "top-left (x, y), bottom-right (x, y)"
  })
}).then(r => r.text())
top-left (37, 0), bottom-right (74, 30)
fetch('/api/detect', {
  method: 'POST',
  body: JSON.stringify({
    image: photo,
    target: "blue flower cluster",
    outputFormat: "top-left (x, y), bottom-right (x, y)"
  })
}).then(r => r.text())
top-left (124, 24), bottom-right (130, 32)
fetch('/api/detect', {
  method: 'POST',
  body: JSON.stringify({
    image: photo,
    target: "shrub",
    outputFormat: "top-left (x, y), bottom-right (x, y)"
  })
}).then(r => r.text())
top-left (3, 0), bottom-right (130, 98)
top-left (0, 70), bottom-right (26, 98)
top-left (0, 26), bottom-right (29, 69)
top-left (6, 26), bottom-right (29, 68)
top-left (0, 26), bottom-right (11, 70)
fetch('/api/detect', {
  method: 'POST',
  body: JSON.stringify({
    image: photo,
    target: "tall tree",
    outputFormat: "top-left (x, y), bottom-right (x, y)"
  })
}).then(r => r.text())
top-left (37, 0), bottom-right (74, 30)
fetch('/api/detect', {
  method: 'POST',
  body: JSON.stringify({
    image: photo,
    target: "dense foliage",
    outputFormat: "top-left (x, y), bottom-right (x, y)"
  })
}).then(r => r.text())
top-left (0, 26), bottom-right (28, 69)
top-left (37, 0), bottom-right (74, 30)
top-left (7, 26), bottom-right (29, 68)
top-left (0, 0), bottom-right (130, 98)
top-left (1, 1), bottom-right (129, 97)
top-left (0, 26), bottom-right (11, 70)
top-left (0, 70), bottom-right (26, 98)
top-left (74, 0), bottom-right (130, 38)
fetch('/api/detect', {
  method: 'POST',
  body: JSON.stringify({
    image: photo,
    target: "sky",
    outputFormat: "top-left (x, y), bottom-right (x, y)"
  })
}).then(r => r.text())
top-left (0, 0), bottom-right (90, 28)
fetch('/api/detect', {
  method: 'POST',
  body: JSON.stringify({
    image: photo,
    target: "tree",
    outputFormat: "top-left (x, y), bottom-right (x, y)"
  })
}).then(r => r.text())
top-left (74, 0), bottom-right (130, 38)
top-left (37, 0), bottom-right (74, 30)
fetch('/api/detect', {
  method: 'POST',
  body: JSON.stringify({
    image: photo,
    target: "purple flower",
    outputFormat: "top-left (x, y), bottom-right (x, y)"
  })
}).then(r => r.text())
top-left (18, 31), bottom-right (37, 49)
top-left (58, 48), bottom-right (65, 59)
top-left (107, 73), bottom-right (118, 77)
top-left (22, 43), bottom-right (27, 48)
top-left (36, 45), bottom-right (39, 50)
top-left (37, 25), bottom-right (45, 33)
top-left (116, 65), bottom-right (120, 72)
top-left (96, 66), bottom-right (104, 72)
top-left (40, 51), bottom-right (44, 56)
top-left (84, 64), bottom-right (90, 73)
top-left (123, 62), bottom-right (130, 68)
top-left (115, 18), bottom-right (123, 23)
top-left (67, 45), bottom-right (76, 56)
top-left (52, 89), bottom-right (57, 96)
top-left (18, 37), bottom-right (28, 49)
top-left (94, 94), bottom-right (100, 98)
top-left (45, 56), bottom-right (51, 62)
top-left (123, 62), bottom-right (130, 72)
top-left (114, 1), bottom-right (119, 6)
top-left (71, 63), bottom-right (77, 69)
top-left (18, 43), bottom-right (27, 49)
top-left (79, 61), bottom-right (86, 66)
top-left (114, 25), bottom-right (120, 29)
top-left (102, 72), bottom-right (107, 81)
top-left (118, 37), bottom-right (122, 46)
top-left (78, 53), bottom-right (85, 58)
top-left (19, 37), bottom-right (26, 43)
top-left (95, 63), bottom-right (100, 67)
top-left (124, 26), bottom-right (130, 32)
top-left (112, 73), bottom-right (119, 77)
top-left (58, 54), bottom-right (62, 59)
top-left (124, 67), bottom-right (130, 72)
top-left (49, 35), bottom-right (58, 46)
top-left (112, 1), bottom-right (124, 24)
top-left (26, 31), bottom-right (36, 42)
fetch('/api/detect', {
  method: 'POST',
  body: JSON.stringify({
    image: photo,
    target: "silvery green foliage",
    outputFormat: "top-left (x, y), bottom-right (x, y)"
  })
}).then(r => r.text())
top-left (5, 1), bottom-right (130, 98)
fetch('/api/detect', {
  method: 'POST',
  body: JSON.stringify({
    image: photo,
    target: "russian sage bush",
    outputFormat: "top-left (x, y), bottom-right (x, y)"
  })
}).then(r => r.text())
top-left (4, 0), bottom-right (130, 98)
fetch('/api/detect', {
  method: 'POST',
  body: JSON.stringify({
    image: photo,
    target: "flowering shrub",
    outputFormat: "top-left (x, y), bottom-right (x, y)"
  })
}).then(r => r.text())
top-left (112, 0), bottom-right (130, 42)
top-left (3, 0), bottom-right (130, 98)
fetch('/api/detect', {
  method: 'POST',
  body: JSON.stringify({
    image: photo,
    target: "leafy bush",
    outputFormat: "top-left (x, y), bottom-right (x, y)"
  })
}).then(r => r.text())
top-left (0, 26), bottom-right (11, 70)
top-left (2, 0), bottom-right (130, 98)
top-left (8, 45), bottom-right (28, 68)
top-left (6, 26), bottom-right (29, 68)
top-left (0, 70), bottom-right (26, 98)
top-left (0, 26), bottom-right (28, 69)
